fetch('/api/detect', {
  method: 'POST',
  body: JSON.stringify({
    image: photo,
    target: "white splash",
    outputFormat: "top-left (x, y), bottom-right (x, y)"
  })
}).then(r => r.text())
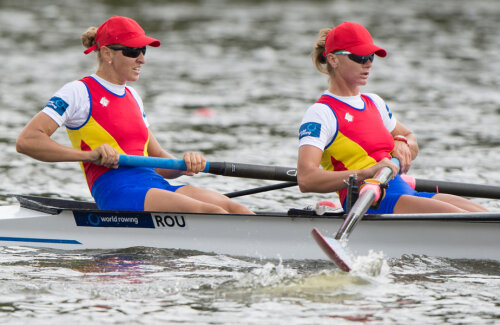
top-left (350, 250), bottom-right (391, 278)
top-left (233, 260), bottom-right (298, 288)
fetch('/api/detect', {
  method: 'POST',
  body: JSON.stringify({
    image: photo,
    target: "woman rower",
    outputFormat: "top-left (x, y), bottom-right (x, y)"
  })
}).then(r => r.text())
top-left (16, 16), bottom-right (253, 214)
top-left (297, 22), bottom-right (487, 213)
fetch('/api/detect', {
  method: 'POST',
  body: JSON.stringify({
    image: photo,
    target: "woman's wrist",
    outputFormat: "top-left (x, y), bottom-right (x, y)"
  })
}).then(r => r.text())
top-left (394, 135), bottom-right (409, 146)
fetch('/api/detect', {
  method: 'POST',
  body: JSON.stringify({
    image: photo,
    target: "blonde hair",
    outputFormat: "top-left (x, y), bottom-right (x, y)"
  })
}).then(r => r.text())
top-left (81, 26), bottom-right (98, 51)
top-left (311, 28), bottom-right (333, 75)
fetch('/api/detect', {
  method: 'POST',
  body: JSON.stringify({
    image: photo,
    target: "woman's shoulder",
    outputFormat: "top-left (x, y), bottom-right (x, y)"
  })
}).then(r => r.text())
top-left (125, 84), bottom-right (139, 96)
top-left (302, 102), bottom-right (338, 126)
top-left (363, 92), bottom-right (389, 111)
top-left (124, 85), bottom-right (144, 108)
top-left (56, 79), bottom-right (89, 97)
top-left (306, 101), bottom-right (337, 116)
top-left (362, 92), bottom-right (385, 104)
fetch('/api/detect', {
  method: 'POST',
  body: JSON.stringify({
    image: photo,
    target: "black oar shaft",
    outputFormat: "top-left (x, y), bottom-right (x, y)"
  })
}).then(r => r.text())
top-left (415, 179), bottom-right (500, 199)
top-left (208, 162), bottom-right (297, 182)
top-left (225, 182), bottom-right (298, 198)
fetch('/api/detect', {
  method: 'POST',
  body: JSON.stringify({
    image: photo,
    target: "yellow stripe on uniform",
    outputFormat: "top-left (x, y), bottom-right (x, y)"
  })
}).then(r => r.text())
top-left (321, 131), bottom-right (377, 171)
top-left (67, 117), bottom-right (127, 154)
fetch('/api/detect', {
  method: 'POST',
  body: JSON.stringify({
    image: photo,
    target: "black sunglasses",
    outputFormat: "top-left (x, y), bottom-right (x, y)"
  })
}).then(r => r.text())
top-left (107, 46), bottom-right (146, 58)
top-left (335, 51), bottom-right (374, 64)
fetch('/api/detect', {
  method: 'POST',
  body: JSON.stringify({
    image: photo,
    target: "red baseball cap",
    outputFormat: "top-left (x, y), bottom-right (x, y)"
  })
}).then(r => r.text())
top-left (324, 22), bottom-right (386, 57)
top-left (84, 16), bottom-right (161, 54)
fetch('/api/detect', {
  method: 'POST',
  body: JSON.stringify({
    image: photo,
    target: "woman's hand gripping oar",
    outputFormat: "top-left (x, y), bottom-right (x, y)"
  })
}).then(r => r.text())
top-left (311, 158), bottom-right (400, 272)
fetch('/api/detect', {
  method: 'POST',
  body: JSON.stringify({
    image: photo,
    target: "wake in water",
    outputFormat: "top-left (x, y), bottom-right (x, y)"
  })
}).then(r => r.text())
top-left (1, 245), bottom-right (499, 324)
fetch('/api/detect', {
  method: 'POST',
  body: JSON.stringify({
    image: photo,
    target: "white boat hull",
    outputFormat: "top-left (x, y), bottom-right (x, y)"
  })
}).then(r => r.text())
top-left (0, 195), bottom-right (499, 261)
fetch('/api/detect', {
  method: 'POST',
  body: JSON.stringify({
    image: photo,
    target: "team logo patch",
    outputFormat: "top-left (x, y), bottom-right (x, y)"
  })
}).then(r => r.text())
top-left (345, 112), bottom-right (353, 122)
top-left (299, 122), bottom-right (321, 139)
top-left (45, 96), bottom-right (69, 116)
top-left (100, 97), bottom-right (109, 107)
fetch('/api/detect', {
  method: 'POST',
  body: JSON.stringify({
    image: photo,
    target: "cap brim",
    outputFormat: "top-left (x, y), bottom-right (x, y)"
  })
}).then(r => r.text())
top-left (120, 35), bottom-right (161, 48)
top-left (348, 44), bottom-right (387, 57)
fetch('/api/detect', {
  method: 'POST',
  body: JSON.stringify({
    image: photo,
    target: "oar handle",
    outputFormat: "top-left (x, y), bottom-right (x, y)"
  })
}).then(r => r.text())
top-left (118, 155), bottom-right (210, 173)
top-left (335, 158), bottom-right (399, 241)
top-left (373, 158), bottom-right (399, 184)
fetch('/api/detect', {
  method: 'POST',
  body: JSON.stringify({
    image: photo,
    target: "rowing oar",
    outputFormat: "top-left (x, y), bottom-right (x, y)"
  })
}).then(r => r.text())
top-left (224, 176), bottom-right (500, 199)
top-left (117, 155), bottom-right (297, 181)
top-left (311, 158), bottom-right (400, 272)
top-left (405, 177), bottom-right (500, 200)
top-left (118, 155), bottom-right (500, 199)
top-left (224, 182), bottom-right (298, 198)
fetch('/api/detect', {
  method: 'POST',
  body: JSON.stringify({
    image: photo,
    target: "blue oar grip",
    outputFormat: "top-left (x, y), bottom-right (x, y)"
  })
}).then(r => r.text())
top-left (390, 157), bottom-right (400, 169)
top-left (118, 155), bottom-right (210, 173)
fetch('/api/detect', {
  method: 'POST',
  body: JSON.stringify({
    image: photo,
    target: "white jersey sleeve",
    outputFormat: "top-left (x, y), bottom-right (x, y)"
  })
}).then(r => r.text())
top-left (42, 81), bottom-right (90, 129)
top-left (298, 103), bottom-right (338, 151)
top-left (364, 93), bottom-right (397, 132)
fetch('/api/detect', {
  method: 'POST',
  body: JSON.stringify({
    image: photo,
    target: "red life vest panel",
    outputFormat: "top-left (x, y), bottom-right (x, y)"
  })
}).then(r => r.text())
top-left (317, 94), bottom-right (394, 203)
top-left (66, 76), bottom-right (149, 190)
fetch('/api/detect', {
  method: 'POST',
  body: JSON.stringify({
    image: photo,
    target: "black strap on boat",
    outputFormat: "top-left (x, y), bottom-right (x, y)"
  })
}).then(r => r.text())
top-left (344, 174), bottom-right (359, 214)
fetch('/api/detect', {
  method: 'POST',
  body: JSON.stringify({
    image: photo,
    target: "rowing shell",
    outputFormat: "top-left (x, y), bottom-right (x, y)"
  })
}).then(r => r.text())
top-left (0, 195), bottom-right (499, 262)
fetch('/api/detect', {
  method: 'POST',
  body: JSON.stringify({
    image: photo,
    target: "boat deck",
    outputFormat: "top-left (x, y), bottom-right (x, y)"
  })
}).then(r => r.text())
top-left (14, 194), bottom-right (500, 222)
